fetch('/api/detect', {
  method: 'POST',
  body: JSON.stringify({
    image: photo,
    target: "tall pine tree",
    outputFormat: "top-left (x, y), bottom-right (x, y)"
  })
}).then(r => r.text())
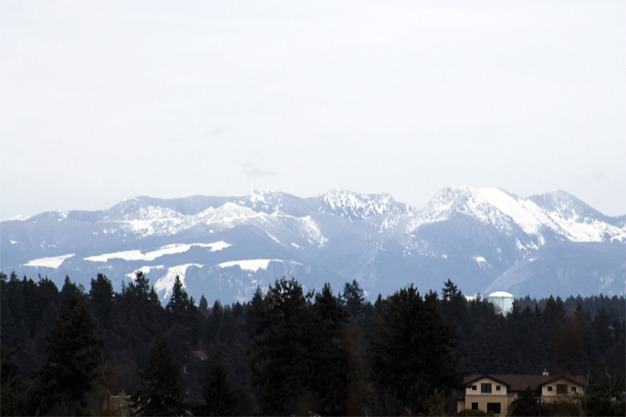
top-left (252, 277), bottom-right (315, 415)
top-left (308, 283), bottom-right (352, 415)
top-left (200, 359), bottom-right (238, 416)
top-left (132, 338), bottom-right (186, 416)
top-left (31, 295), bottom-right (101, 415)
top-left (370, 286), bottom-right (459, 414)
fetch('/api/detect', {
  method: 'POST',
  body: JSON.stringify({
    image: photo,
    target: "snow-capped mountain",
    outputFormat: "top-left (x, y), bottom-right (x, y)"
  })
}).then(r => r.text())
top-left (1, 188), bottom-right (624, 302)
top-left (319, 189), bottom-right (412, 220)
top-left (411, 187), bottom-right (625, 242)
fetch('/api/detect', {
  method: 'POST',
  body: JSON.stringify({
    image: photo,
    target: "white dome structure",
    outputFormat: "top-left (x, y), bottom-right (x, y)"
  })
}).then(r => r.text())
top-left (487, 291), bottom-right (514, 315)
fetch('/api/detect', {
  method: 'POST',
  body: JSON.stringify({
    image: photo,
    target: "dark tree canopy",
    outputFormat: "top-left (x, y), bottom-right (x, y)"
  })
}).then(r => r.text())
top-left (1, 271), bottom-right (624, 416)
top-left (132, 338), bottom-right (186, 416)
top-left (201, 359), bottom-right (238, 416)
top-left (371, 286), bottom-right (459, 414)
top-left (31, 295), bottom-right (101, 415)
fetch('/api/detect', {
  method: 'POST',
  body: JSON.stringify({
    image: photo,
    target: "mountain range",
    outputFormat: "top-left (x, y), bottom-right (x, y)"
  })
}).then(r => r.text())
top-left (1, 187), bottom-right (624, 302)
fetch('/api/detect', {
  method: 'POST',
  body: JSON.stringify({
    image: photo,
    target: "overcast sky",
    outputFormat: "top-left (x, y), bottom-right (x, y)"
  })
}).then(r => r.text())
top-left (1, 0), bottom-right (625, 219)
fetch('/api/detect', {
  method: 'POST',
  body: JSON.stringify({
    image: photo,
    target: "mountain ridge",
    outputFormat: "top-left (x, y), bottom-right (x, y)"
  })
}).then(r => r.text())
top-left (1, 187), bottom-right (624, 302)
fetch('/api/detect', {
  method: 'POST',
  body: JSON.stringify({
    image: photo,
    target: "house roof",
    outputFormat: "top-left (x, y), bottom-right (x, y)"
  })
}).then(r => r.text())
top-left (463, 374), bottom-right (584, 392)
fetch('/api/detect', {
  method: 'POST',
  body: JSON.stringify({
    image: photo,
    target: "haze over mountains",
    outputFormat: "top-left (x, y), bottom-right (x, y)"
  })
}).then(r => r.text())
top-left (1, 187), bottom-right (624, 302)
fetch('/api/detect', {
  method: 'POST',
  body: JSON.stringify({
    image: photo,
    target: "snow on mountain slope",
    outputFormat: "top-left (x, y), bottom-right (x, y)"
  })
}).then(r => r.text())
top-left (2, 187), bottom-right (624, 301)
top-left (153, 263), bottom-right (202, 299)
top-left (319, 189), bottom-right (410, 220)
top-left (84, 241), bottom-right (231, 262)
top-left (530, 191), bottom-right (603, 219)
top-left (411, 187), bottom-right (552, 234)
top-left (24, 253), bottom-right (75, 268)
top-left (239, 190), bottom-right (287, 213)
top-left (99, 200), bottom-right (329, 247)
top-left (217, 259), bottom-right (303, 272)
top-left (125, 265), bottom-right (165, 279)
top-left (115, 206), bottom-right (187, 236)
top-left (530, 191), bottom-right (626, 242)
top-left (410, 187), bottom-right (625, 243)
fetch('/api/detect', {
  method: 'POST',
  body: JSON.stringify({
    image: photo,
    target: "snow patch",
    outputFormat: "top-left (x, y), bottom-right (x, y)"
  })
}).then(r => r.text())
top-left (299, 216), bottom-right (327, 247)
top-left (200, 241), bottom-right (231, 251)
top-left (86, 249), bottom-right (146, 262)
top-left (245, 190), bottom-right (284, 212)
top-left (24, 253), bottom-right (75, 268)
top-left (319, 189), bottom-right (404, 219)
top-left (85, 241), bottom-right (231, 262)
top-left (266, 232), bottom-right (280, 243)
top-left (2, 215), bottom-right (29, 221)
top-left (196, 203), bottom-right (262, 228)
top-left (126, 265), bottom-right (166, 279)
top-left (154, 264), bottom-right (202, 299)
top-left (217, 259), bottom-right (301, 272)
top-left (412, 186), bottom-right (625, 243)
top-left (473, 188), bottom-right (548, 235)
top-left (548, 215), bottom-right (626, 242)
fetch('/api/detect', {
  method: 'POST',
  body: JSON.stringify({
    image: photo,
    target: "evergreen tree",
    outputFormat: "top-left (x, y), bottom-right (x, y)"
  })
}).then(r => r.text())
top-left (206, 300), bottom-right (224, 343)
top-left (112, 271), bottom-right (165, 391)
top-left (440, 279), bottom-right (468, 370)
top-left (310, 283), bottom-right (351, 415)
top-left (166, 276), bottom-right (199, 365)
top-left (132, 338), bottom-right (186, 416)
top-left (198, 294), bottom-right (209, 317)
top-left (89, 273), bottom-right (113, 324)
top-left (201, 360), bottom-right (238, 416)
top-left (1, 348), bottom-right (23, 416)
top-left (166, 276), bottom-right (191, 318)
top-left (60, 276), bottom-right (84, 304)
top-left (342, 279), bottom-right (366, 316)
top-left (246, 287), bottom-right (266, 336)
top-left (31, 295), bottom-right (101, 415)
top-left (131, 271), bottom-right (151, 297)
top-left (370, 286), bottom-right (459, 414)
top-left (542, 296), bottom-right (566, 368)
top-left (509, 306), bottom-right (544, 373)
top-left (252, 277), bottom-right (314, 415)
top-left (2, 272), bottom-right (625, 416)
top-left (555, 304), bottom-right (592, 373)
top-left (441, 278), bottom-right (462, 301)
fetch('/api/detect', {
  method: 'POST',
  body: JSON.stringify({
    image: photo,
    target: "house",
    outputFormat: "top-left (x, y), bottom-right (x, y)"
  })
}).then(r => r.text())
top-left (456, 373), bottom-right (585, 416)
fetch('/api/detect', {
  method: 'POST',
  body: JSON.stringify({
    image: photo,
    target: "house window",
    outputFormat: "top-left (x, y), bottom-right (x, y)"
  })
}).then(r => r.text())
top-left (496, 385), bottom-right (501, 391)
top-left (487, 402), bottom-right (501, 414)
top-left (572, 386), bottom-right (577, 393)
top-left (472, 385), bottom-right (477, 391)
top-left (547, 386), bottom-right (553, 392)
top-left (471, 403), bottom-right (478, 410)
top-left (481, 383), bottom-right (492, 393)
top-left (557, 384), bottom-right (567, 394)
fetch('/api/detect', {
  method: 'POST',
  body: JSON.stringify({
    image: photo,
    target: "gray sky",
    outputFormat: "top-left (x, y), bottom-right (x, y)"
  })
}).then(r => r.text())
top-left (1, 0), bottom-right (625, 219)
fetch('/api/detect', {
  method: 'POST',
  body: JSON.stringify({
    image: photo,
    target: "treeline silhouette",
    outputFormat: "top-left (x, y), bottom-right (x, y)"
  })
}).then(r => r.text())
top-left (1, 271), bottom-right (624, 416)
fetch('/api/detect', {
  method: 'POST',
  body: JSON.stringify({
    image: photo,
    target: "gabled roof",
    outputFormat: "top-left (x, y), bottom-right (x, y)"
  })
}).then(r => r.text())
top-left (542, 375), bottom-right (585, 387)
top-left (464, 374), bottom-right (513, 388)
top-left (463, 374), bottom-right (584, 392)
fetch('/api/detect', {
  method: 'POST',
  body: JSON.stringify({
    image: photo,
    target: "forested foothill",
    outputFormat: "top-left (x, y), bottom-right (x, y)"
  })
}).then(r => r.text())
top-left (1, 271), bottom-right (624, 416)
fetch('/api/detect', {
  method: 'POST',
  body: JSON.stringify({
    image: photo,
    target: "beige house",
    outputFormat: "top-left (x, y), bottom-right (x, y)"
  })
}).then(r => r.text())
top-left (456, 373), bottom-right (585, 416)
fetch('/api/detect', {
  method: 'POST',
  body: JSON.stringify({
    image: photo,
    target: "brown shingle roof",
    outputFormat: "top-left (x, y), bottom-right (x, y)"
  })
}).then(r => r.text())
top-left (463, 374), bottom-right (585, 392)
